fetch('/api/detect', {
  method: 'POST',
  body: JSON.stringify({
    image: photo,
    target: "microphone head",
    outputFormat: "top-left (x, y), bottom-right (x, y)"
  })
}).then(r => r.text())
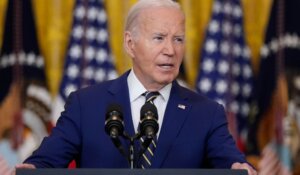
top-left (105, 104), bottom-right (124, 137)
top-left (106, 104), bottom-right (123, 119)
top-left (140, 102), bottom-right (159, 137)
top-left (140, 102), bottom-right (158, 120)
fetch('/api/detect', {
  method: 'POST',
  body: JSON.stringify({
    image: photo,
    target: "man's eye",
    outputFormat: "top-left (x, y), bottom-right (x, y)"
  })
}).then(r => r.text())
top-left (175, 37), bottom-right (184, 43)
top-left (154, 36), bottom-right (163, 40)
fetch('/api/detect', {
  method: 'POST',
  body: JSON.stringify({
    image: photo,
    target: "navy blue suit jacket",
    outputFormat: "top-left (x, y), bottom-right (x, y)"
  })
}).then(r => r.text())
top-left (25, 71), bottom-right (246, 168)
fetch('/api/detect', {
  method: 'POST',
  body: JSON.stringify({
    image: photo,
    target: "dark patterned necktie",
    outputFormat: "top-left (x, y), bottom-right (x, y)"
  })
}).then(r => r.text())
top-left (139, 91), bottom-right (159, 169)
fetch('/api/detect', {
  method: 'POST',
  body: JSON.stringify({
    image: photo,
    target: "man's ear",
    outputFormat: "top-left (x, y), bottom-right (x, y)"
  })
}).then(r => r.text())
top-left (124, 31), bottom-right (135, 58)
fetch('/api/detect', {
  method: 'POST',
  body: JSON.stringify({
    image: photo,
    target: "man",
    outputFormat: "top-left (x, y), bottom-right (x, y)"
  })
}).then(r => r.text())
top-left (17, 0), bottom-right (256, 174)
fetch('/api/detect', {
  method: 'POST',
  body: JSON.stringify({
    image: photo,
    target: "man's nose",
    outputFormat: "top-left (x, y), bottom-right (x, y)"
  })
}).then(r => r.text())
top-left (163, 40), bottom-right (175, 56)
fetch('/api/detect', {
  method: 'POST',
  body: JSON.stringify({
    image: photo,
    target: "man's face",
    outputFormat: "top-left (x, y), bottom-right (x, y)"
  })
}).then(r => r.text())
top-left (126, 7), bottom-right (185, 90)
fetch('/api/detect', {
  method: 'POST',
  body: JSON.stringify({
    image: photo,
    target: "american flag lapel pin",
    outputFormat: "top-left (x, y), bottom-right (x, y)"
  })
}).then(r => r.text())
top-left (178, 104), bottom-right (186, 110)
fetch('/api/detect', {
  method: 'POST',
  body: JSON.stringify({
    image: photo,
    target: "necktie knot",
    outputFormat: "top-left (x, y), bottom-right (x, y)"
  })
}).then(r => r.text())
top-left (143, 91), bottom-right (160, 104)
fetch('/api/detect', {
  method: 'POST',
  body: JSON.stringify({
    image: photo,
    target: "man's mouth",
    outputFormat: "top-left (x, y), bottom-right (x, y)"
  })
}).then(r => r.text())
top-left (158, 63), bottom-right (174, 69)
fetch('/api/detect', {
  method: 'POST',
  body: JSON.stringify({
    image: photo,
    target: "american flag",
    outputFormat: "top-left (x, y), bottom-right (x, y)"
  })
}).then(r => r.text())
top-left (195, 0), bottom-right (253, 149)
top-left (52, 0), bottom-right (118, 123)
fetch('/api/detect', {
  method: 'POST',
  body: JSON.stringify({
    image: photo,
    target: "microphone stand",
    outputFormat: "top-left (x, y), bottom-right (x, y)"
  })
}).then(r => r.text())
top-left (123, 132), bottom-right (141, 169)
top-left (110, 127), bottom-right (148, 169)
top-left (121, 126), bottom-right (157, 168)
top-left (129, 137), bottom-right (134, 169)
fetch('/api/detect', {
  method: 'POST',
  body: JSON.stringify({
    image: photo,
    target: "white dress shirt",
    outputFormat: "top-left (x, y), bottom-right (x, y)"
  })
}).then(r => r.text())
top-left (127, 70), bottom-right (171, 138)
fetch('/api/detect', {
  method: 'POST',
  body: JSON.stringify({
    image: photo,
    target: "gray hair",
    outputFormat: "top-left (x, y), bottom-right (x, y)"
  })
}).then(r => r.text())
top-left (125, 0), bottom-right (183, 37)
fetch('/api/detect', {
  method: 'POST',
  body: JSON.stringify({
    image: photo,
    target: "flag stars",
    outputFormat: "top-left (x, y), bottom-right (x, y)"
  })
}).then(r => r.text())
top-left (202, 58), bottom-right (215, 73)
top-left (242, 47), bottom-right (251, 59)
top-left (0, 52), bottom-right (45, 68)
top-left (243, 65), bottom-right (252, 78)
top-left (260, 33), bottom-right (300, 58)
top-left (209, 20), bottom-right (220, 34)
top-left (241, 103), bottom-right (250, 116)
top-left (270, 39), bottom-right (279, 52)
top-left (223, 2), bottom-right (233, 16)
top-left (86, 27), bottom-right (97, 41)
top-left (97, 29), bottom-right (108, 43)
top-left (8, 54), bottom-right (16, 65)
top-left (205, 39), bottom-right (217, 53)
top-left (231, 82), bottom-right (240, 95)
top-left (282, 33), bottom-right (300, 48)
top-left (196, 0), bottom-right (253, 130)
top-left (230, 101), bottom-right (239, 114)
top-left (218, 60), bottom-right (229, 75)
top-left (284, 34), bottom-right (295, 48)
top-left (85, 46), bottom-right (96, 60)
top-left (242, 84), bottom-right (252, 97)
top-left (289, 33), bottom-right (300, 47)
top-left (83, 67), bottom-right (94, 79)
top-left (233, 5), bottom-right (242, 18)
top-left (260, 45), bottom-right (270, 58)
top-left (70, 45), bottom-right (82, 59)
top-left (87, 7), bottom-right (98, 21)
top-left (0, 55), bottom-right (8, 67)
top-left (64, 84), bottom-right (77, 97)
top-left (222, 21), bottom-right (232, 36)
top-left (95, 69), bottom-right (105, 82)
top-left (233, 44), bottom-right (242, 57)
top-left (18, 52), bottom-right (26, 65)
top-left (67, 64), bottom-right (79, 79)
top-left (221, 41), bottom-right (230, 55)
top-left (36, 56), bottom-right (44, 68)
top-left (216, 79), bottom-right (228, 94)
top-left (75, 5), bottom-right (85, 20)
top-left (213, 1), bottom-right (222, 14)
top-left (60, 1), bottom-right (117, 101)
top-left (97, 9), bottom-right (107, 24)
top-left (199, 78), bottom-right (212, 92)
top-left (108, 70), bottom-right (118, 80)
top-left (232, 63), bottom-right (241, 76)
top-left (27, 52), bottom-right (36, 66)
top-left (73, 26), bottom-right (84, 40)
top-left (234, 24), bottom-right (242, 37)
top-left (96, 49), bottom-right (108, 63)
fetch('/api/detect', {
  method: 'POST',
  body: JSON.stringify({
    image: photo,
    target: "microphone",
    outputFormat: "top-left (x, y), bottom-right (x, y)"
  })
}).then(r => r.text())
top-left (105, 104), bottom-right (127, 158)
top-left (138, 102), bottom-right (159, 161)
top-left (139, 102), bottom-right (159, 139)
top-left (105, 104), bottom-right (124, 138)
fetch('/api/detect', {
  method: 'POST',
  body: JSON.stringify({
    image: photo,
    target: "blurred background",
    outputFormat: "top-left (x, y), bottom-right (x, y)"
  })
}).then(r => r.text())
top-left (0, 0), bottom-right (299, 174)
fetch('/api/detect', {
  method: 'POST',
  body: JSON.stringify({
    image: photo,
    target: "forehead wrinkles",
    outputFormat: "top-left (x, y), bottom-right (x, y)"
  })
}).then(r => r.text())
top-left (138, 10), bottom-right (155, 30)
top-left (138, 8), bottom-right (185, 34)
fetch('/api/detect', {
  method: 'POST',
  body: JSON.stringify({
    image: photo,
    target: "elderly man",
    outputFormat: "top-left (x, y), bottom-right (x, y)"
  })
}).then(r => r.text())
top-left (17, 0), bottom-right (256, 174)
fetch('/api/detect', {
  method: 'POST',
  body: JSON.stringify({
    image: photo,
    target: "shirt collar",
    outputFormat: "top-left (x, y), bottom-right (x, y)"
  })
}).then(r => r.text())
top-left (159, 83), bottom-right (172, 102)
top-left (127, 69), bottom-right (172, 102)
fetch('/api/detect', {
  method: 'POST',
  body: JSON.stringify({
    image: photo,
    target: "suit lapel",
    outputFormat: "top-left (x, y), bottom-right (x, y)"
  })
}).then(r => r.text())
top-left (151, 81), bottom-right (191, 168)
top-left (107, 71), bottom-right (136, 141)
